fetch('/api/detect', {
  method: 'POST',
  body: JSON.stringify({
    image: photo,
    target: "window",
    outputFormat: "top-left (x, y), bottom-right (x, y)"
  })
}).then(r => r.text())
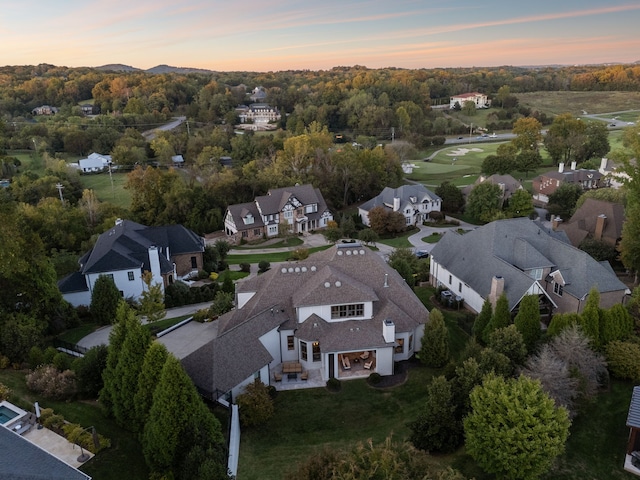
top-left (331, 304), bottom-right (364, 319)
top-left (253, 228), bottom-right (261, 236)
top-left (449, 274), bottom-right (452, 284)
top-left (395, 338), bottom-right (404, 354)
top-left (106, 274), bottom-right (114, 281)
top-left (287, 335), bottom-right (294, 351)
top-left (458, 282), bottom-right (462, 292)
top-left (554, 283), bottom-right (563, 296)
top-left (408, 334), bottom-right (413, 351)
top-left (312, 342), bottom-right (320, 361)
top-left (529, 268), bottom-right (543, 280)
top-left (405, 216), bottom-right (412, 225)
top-left (191, 256), bottom-right (198, 269)
top-left (128, 271), bottom-right (135, 281)
top-left (300, 341), bottom-right (308, 361)
top-left (241, 231), bottom-right (248, 238)
top-left (284, 210), bottom-right (293, 219)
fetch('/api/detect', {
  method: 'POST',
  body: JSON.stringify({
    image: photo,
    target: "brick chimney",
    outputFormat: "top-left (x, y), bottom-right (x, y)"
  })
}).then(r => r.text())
top-left (595, 214), bottom-right (607, 241)
top-left (489, 275), bottom-right (504, 308)
top-left (551, 216), bottom-right (563, 230)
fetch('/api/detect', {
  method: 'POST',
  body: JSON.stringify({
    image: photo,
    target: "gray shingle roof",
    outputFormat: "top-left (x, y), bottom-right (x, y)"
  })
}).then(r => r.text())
top-left (430, 218), bottom-right (627, 309)
top-left (179, 243), bottom-right (428, 395)
top-left (628, 386), bottom-right (640, 428)
top-left (80, 220), bottom-right (202, 275)
top-left (557, 198), bottom-right (624, 247)
top-left (359, 184), bottom-right (441, 213)
top-left (0, 426), bottom-right (91, 480)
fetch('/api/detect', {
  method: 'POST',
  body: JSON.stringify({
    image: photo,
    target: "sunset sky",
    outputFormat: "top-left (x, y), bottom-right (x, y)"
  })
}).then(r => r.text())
top-left (2, 1), bottom-right (639, 71)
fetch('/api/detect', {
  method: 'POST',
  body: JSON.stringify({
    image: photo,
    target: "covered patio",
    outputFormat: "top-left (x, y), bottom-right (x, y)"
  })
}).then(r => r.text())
top-left (338, 351), bottom-right (376, 379)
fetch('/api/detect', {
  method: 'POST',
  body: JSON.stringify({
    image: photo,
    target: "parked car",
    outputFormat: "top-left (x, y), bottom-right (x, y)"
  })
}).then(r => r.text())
top-left (415, 250), bottom-right (429, 259)
top-left (489, 132), bottom-right (497, 138)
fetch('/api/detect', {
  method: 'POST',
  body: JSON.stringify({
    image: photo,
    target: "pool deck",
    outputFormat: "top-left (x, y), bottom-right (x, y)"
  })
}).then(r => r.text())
top-left (22, 426), bottom-right (94, 468)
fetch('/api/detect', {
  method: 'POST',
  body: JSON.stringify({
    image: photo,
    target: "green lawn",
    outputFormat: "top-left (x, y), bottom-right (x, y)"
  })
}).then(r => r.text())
top-left (56, 324), bottom-right (98, 344)
top-left (422, 233), bottom-right (442, 243)
top-left (80, 171), bottom-right (131, 208)
top-left (377, 229), bottom-right (417, 248)
top-left (226, 245), bottom-right (331, 264)
top-left (144, 315), bottom-right (192, 336)
top-left (234, 237), bottom-right (304, 249)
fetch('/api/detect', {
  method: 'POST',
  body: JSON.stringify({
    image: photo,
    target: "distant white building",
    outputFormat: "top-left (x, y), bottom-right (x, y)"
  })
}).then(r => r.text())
top-left (78, 152), bottom-right (112, 173)
top-left (450, 92), bottom-right (489, 109)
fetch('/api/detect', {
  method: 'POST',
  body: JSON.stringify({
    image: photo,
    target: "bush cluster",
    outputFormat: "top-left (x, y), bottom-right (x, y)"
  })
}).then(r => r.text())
top-left (26, 364), bottom-right (77, 400)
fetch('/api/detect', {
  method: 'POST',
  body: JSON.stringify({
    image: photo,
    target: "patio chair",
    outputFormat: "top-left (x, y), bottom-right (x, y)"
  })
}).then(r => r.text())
top-left (360, 351), bottom-right (370, 361)
top-left (274, 372), bottom-right (282, 382)
top-left (364, 360), bottom-right (373, 370)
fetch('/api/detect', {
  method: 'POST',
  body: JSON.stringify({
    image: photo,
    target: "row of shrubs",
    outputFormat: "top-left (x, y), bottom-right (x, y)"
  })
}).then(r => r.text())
top-left (39, 407), bottom-right (111, 454)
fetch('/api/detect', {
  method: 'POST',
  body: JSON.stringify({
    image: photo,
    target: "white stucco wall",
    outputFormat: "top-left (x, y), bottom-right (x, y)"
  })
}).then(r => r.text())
top-left (279, 329), bottom-right (298, 363)
top-left (430, 259), bottom-right (485, 313)
top-left (62, 290), bottom-right (91, 307)
top-left (375, 347), bottom-right (394, 376)
top-left (86, 269), bottom-right (146, 300)
top-left (259, 328), bottom-right (281, 368)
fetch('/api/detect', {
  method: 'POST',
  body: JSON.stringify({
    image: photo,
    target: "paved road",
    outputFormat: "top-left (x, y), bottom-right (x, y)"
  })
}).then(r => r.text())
top-left (142, 116), bottom-right (186, 140)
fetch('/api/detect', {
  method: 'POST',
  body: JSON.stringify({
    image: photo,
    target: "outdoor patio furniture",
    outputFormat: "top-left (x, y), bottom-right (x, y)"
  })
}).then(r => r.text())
top-left (360, 351), bottom-right (370, 361)
top-left (301, 371), bottom-right (308, 381)
top-left (364, 360), bottom-right (373, 370)
top-left (288, 373), bottom-right (297, 380)
top-left (282, 362), bottom-right (302, 374)
top-left (341, 355), bottom-right (351, 370)
top-left (274, 372), bottom-right (282, 382)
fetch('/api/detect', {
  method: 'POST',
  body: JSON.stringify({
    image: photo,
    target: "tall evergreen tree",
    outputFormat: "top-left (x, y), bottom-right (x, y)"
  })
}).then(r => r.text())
top-left (579, 288), bottom-right (601, 348)
top-left (474, 298), bottom-right (492, 343)
top-left (134, 342), bottom-right (169, 432)
top-left (142, 355), bottom-right (225, 475)
top-left (484, 293), bottom-right (511, 340)
top-left (90, 274), bottom-right (121, 325)
top-left (513, 294), bottom-right (541, 351)
top-left (100, 301), bottom-right (133, 416)
top-left (419, 309), bottom-right (450, 368)
top-left (112, 314), bottom-right (151, 429)
top-left (410, 375), bottom-right (462, 453)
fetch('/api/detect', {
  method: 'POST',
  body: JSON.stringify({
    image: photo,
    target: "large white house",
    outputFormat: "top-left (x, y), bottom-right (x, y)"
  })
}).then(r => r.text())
top-left (359, 184), bottom-right (441, 227)
top-left (449, 92), bottom-right (489, 109)
top-left (164, 243), bottom-right (429, 403)
top-left (58, 219), bottom-right (204, 306)
top-left (224, 184), bottom-right (333, 243)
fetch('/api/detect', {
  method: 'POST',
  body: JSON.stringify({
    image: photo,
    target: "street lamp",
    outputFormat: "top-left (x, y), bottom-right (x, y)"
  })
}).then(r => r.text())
top-left (468, 123), bottom-right (473, 144)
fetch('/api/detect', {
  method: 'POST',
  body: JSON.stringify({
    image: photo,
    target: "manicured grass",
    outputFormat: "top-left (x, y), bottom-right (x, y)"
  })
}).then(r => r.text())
top-left (226, 245), bottom-right (331, 264)
top-left (80, 171), bottom-right (131, 208)
top-left (56, 324), bottom-right (98, 344)
top-left (216, 270), bottom-right (250, 282)
top-left (144, 314), bottom-right (192, 336)
top-left (0, 369), bottom-right (148, 480)
top-left (517, 91), bottom-right (640, 117)
top-left (377, 229), bottom-right (417, 249)
top-left (422, 233), bottom-right (442, 243)
top-left (238, 365), bottom-right (434, 480)
top-left (234, 237), bottom-right (304, 249)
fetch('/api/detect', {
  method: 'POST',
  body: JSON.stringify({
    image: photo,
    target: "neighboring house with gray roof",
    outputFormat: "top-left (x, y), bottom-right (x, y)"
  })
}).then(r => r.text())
top-left (429, 217), bottom-right (629, 316)
top-left (223, 184), bottom-right (333, 243)
top-left (625, 386), bottom-right (640, 474)
top-left (555, 198), bottom-right (625, 248)
top-left (359, 184), bottom-right (441, 227)
top-left (461, 174), bottom-right (523, 202)
top-left (0, 425), bottom-right (91, 480)
top-left (172, 243), bottom-right (428, 403)
top-left (58, 219), bottom-right (204, 306)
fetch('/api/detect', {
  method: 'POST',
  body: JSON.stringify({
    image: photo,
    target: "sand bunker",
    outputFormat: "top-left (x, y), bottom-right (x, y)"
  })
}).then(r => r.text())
top-left (446, 148), bottom-right (483, 156)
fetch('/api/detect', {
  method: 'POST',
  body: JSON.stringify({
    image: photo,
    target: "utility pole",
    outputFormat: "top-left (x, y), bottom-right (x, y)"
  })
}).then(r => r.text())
top-left (391, 127), bottom-right (395, 142)
top-left (468, 123), bottom-right (473, 144)
top-left (108, 164), bottom-right (115, 200)
top-left (56, 183), bottom-right (64, 205)
top-left (186, 120), bottom-right (190, 137)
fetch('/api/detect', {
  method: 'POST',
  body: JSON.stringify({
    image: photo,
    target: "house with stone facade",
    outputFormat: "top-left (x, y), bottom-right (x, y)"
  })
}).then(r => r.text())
top-left (223, 184), bottom-right (333, 243)
top-left (359, 184), bottom-right (441, 227)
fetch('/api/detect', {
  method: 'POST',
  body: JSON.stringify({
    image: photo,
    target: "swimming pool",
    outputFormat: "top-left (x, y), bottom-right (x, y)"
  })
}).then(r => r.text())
top-left (0, 404), bottom-right (20, 424)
